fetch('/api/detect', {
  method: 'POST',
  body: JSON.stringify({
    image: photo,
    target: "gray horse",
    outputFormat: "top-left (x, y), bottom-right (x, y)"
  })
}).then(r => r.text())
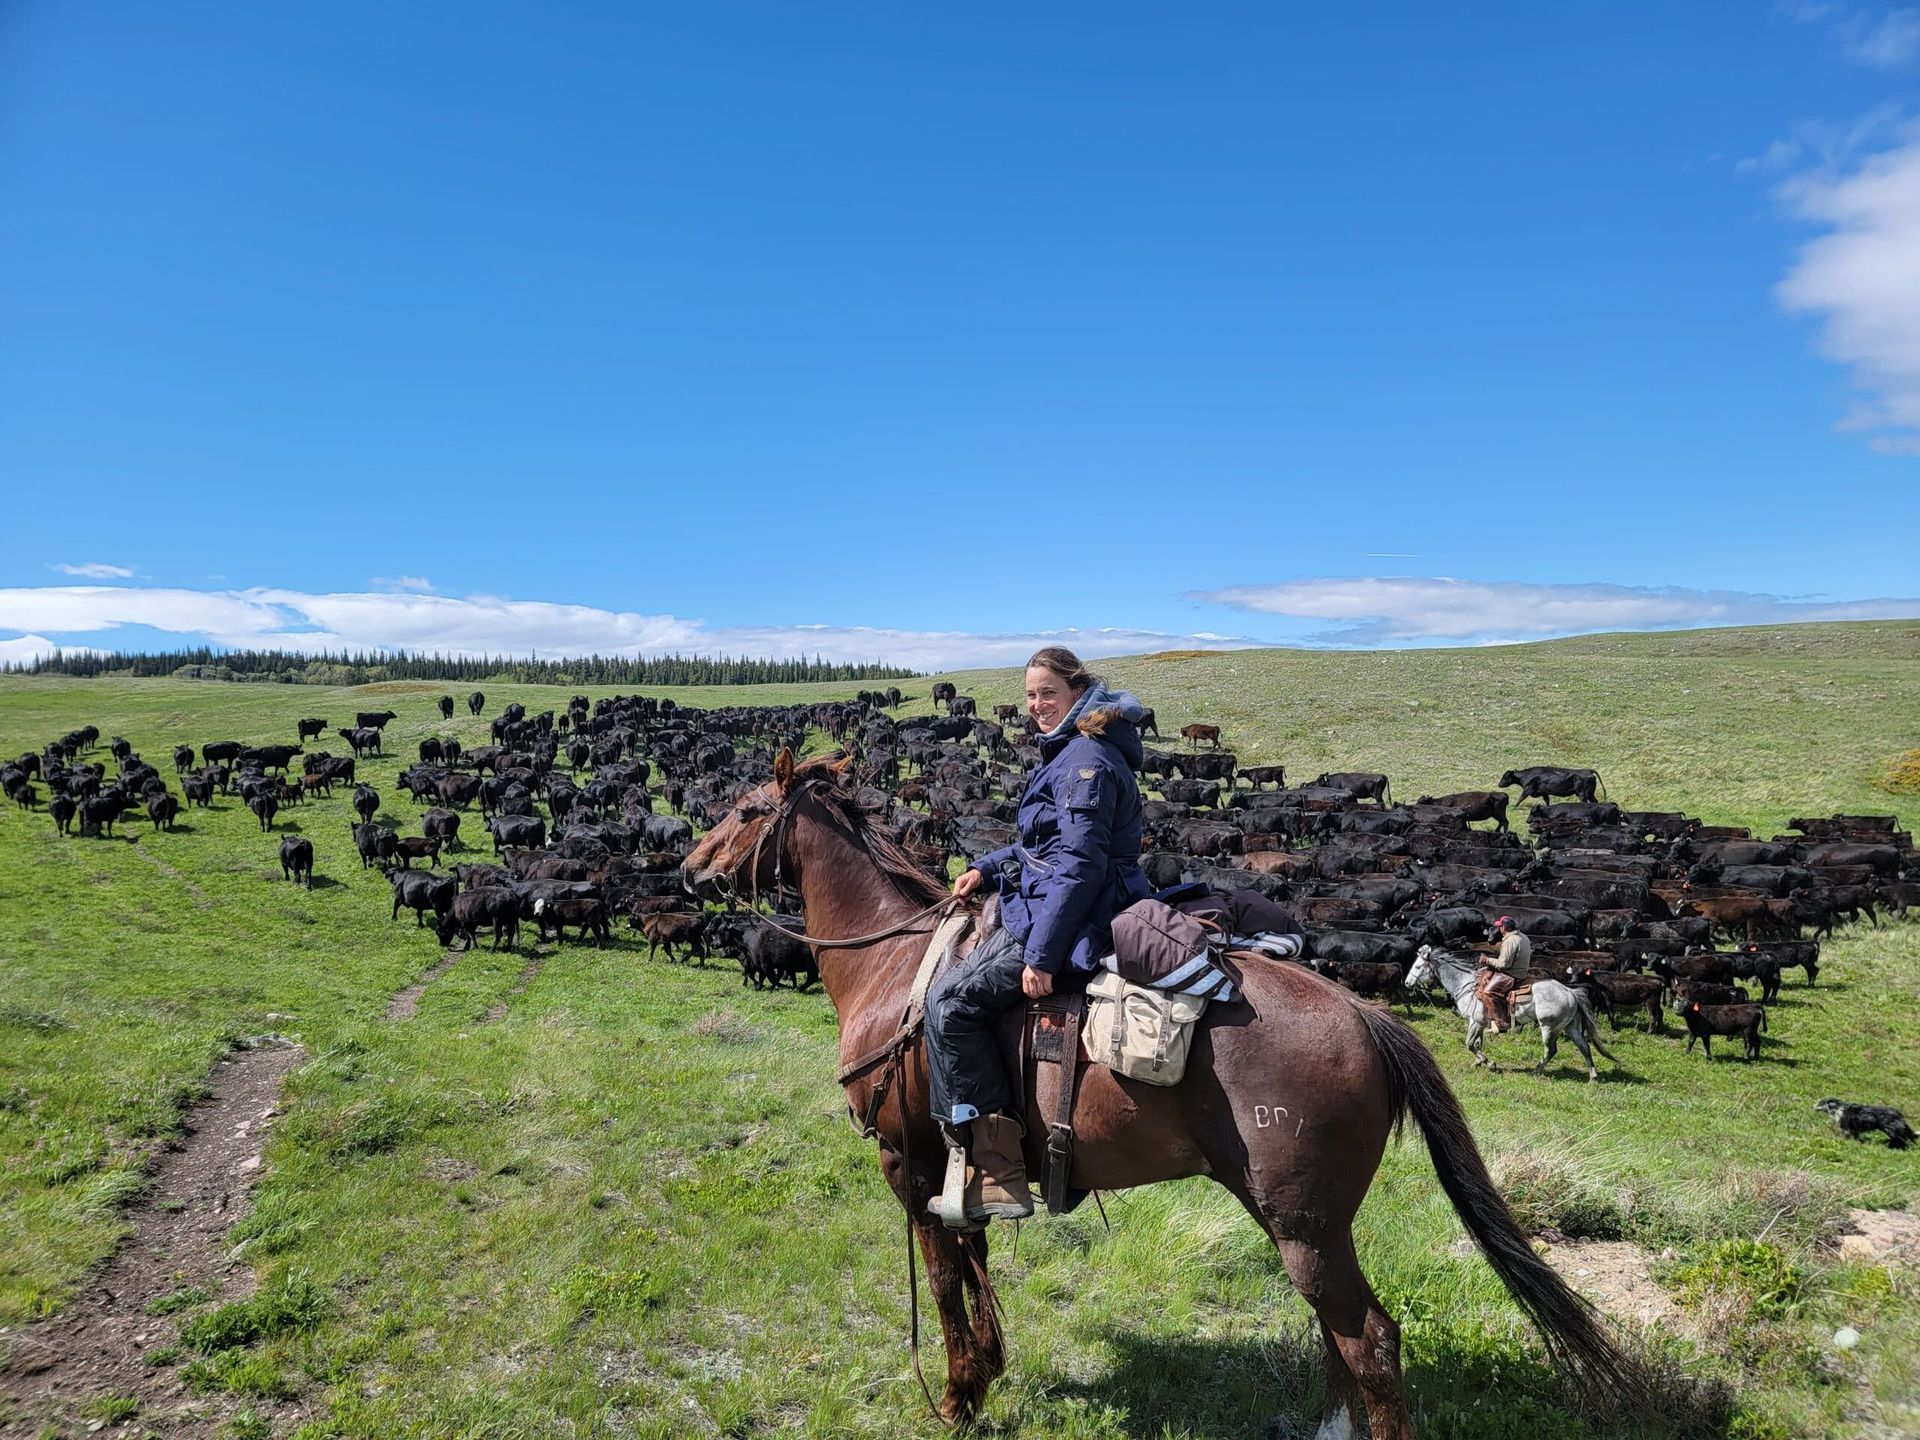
top-left (1408, 944), bottom-right (1617, 1082)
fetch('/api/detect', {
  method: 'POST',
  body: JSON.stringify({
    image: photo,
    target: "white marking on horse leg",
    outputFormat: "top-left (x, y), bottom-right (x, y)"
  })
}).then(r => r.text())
top-left (1313, 1409), bottom-right (1356, 1440)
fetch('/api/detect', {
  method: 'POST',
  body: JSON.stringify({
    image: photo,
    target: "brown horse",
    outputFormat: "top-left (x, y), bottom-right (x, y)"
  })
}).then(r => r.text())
top-left (685, 752), bottom-right (1653, 1438)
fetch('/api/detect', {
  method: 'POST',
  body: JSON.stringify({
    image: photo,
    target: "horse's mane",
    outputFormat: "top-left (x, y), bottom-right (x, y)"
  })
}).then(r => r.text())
top-left (794, 756), bottom-right (950, 909)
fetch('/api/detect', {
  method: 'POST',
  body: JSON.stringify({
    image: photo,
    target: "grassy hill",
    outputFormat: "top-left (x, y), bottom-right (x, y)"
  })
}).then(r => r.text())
top-left (0, 621), bottom-right (1916, 1439)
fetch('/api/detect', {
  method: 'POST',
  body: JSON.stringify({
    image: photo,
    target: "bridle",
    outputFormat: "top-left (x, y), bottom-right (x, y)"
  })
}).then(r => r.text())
top-left (718, 768), bottom-right (970, 1420)
top-left (725, 772), bottom-right (959, 950)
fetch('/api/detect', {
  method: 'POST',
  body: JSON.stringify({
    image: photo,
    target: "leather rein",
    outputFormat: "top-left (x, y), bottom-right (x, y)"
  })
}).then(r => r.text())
top-left (724, 768), bottom-right (964, 1420)
top-left (738, 773), bottom-right (962, 951)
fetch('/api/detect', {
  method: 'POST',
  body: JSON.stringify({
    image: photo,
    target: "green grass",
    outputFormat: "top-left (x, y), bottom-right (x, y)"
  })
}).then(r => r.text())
top-left (0, 622), bottom-right (1916, 1438)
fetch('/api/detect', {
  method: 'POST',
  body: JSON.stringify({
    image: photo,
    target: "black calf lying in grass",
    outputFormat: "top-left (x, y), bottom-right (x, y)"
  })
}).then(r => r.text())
top-left (1815, 1099), bottom-right (1915, 1150)
top-left (1682, 1000), bottom-right (1767, 1060)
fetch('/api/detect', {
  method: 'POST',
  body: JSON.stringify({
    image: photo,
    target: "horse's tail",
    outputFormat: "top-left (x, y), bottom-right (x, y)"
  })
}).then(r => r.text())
top-left (1572, 991), bottom-right (1617, 1062)
top-left (1353, 1004), bottom-right (1657, 1416)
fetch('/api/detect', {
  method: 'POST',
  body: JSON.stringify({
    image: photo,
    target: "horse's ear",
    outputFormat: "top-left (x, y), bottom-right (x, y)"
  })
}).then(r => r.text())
top-left (774, 748), bottom-right (795, 792)
top-left (829, 752), bottom-right (855, 779)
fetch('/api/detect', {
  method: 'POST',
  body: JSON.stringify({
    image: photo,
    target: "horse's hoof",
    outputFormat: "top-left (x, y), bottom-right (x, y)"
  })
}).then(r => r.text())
top-left (937, 1394), bottom-right (973, 1427)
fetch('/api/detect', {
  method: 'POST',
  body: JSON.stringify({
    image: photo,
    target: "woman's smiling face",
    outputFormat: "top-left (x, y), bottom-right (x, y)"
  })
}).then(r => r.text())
top-left (1026, 665), bottom-right (1085, 733)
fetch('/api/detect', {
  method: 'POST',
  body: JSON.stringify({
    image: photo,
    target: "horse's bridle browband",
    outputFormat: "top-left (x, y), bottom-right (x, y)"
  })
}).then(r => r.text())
top-left (735, 771), bottom-right (960, 951)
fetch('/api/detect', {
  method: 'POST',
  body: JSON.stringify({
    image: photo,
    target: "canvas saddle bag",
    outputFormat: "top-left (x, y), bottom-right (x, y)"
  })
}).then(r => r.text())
top-left (1083, 897), bottom-right (1226, 1086)
top-left (1082, 969), bottom-right (1209, 1086)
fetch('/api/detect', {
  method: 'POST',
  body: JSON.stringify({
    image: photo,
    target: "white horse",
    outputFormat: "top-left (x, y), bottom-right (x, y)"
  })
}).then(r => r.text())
top-left (1407, 944), bottom-right (1617, 1082)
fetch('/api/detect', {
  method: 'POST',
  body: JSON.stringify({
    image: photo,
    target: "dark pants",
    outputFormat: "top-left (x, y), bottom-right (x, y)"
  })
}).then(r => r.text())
top-left (925, 929), bottom-right (1031, 1126)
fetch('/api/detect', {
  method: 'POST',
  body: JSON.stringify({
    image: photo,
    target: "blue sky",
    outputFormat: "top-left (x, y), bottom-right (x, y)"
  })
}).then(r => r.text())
top-left (2, 2), bottom-right (1916, 668)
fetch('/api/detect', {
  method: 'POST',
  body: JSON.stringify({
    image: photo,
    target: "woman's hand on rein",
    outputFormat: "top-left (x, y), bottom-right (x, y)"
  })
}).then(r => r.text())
top-left (1021, 966), bottom-right (1054, 998)
top-left (952, 867), bottom-right (984, 899)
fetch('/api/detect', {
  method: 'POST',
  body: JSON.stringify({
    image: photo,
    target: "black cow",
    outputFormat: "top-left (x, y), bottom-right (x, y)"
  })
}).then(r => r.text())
top-left (930, 682), bottom-right (957, 710)
top-left (742, 921), bottom-right (818, 990)
top-left (533, 895), bottom-right (612, 947)
top-left (1313, 772), bottom-right (1392, 807)
top-left (337, 727), bottom-right (383, 758)
top-left (146, 792), bottom-right (179, 831)
top-left (390, 870), bottom-right (456, 927)
top-left (353, 784), bottom-right (380, 824)
top-left (80, 794), bottom-right (126, 837)
top-left (1681, 1001), bottom-right (1767, 1061)
top-left (202, 741), bottom-right (244, 766)
top-left (356, 709), bottom-right (399, 731)
top-left (240, 743), bottom-right (303, 773)
top-left (296, 718), bottom-right (328, 742)
top-left (642, 814), bottom-right (694, 853)
top-left (50, 793), bottom-right (77, 835)
top-left (436, 887), bottom-right (519, 950)
top-left (279, 836), bottom-right (315, 888)
top-left (439, 695), bottom-right (455, 720)
top-left (1498, 766), bottom-right (1604, 805)
top-left (392, 836), bottom-right (443, 869)
top-left (437, 774), bottom-right (483, 809)
top-left (468, 690), bottom-right (486, 716)
top-left (488, 815), bottom-right (547, 855)
top-left (248, 792), bottom-right (279, 831)
top-left (352, 821), bottom-right (399, 868)
top-left (1414, 790), bottom-right (1510, 832)
top-left (173, 744), bottom-right (195, 773)
top-left (1309, 930), bottom-right (1416, 967)
top-left (419, 737), bottom-right (445, 765)
top-left (423, 809), bottom-right (461, 848)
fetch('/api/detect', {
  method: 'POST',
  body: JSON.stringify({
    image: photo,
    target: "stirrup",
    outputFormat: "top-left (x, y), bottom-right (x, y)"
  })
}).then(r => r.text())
top-left (929, 1143), bottom-right (975, 1231)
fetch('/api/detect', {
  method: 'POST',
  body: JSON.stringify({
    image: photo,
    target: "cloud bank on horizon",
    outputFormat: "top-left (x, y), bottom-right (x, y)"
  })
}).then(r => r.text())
top-left (2, 578), bottom-right (1916, 671)
top-left (1192, 577), bottom-right (1920, 645)
top-left (0, 584), bottom-right (1259, 671)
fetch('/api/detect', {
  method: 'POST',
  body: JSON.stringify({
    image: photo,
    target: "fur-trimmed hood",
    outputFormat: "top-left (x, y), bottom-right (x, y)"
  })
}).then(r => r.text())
top-left (1039, 681), bottom-right (1146, 770)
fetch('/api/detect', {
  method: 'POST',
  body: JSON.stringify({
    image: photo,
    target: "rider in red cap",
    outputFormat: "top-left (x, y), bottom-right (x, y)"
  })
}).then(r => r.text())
top-left (1482, 916), bottom-right (1530, 1032)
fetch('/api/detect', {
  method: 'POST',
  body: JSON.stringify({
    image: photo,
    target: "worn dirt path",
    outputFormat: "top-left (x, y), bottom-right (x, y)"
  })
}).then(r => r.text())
top-left (386, 949), bottom-right (461, 1021)
top-left (0, 1039), bottom-right (304, 1437)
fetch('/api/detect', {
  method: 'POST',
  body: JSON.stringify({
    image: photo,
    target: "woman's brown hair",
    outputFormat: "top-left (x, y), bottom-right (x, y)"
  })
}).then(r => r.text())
top-left (1026, 646), bottom-right (1096, 692)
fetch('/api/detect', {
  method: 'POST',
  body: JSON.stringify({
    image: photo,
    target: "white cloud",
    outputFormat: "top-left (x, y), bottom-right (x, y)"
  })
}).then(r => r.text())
top-left (1776, 123), bottom-right (1920, 452)
top-left (1192, 577), bottom-right (1920, 644)
top-left (1779, 3), bottom-right (1920, 67)
top-left (1839, 7), bottom-right (1920, 66)
top-left (50, 562), bottom-right (134, 579)
top-left (371, 575), bottom-right (435, 592)
top-left (0, 584), bottom-right (1260, 671)
top-left (0, 633), bottom-right (66, 664)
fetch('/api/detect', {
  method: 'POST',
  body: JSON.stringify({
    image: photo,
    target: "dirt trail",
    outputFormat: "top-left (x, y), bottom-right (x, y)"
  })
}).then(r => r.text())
top-left (0, 1039), bottom-right (304, 1437)
top-left (484, 945), bottom-right (552, 1022)
top-left (386, 949), bottom-right (461, 1020)
top-left (125, 837), bottom-right (212, 908)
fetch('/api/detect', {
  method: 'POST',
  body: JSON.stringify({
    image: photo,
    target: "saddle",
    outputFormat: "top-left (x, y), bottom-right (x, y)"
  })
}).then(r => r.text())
top-left (1015, 992), bottom-right (1088, 1216)
top-left (954, 897), bottom-right (1091, 1215)
top-left (1474, 971), bottom-right (1532, 1022)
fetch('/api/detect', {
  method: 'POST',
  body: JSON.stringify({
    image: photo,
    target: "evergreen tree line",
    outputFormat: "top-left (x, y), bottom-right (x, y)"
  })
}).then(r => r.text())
top-left (6, 645), bottom-right (920, 687)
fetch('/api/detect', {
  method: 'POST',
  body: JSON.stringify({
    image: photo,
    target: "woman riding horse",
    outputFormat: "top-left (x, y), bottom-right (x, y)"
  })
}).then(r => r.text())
top-left (927, 646), bottom-right (1152, 1225)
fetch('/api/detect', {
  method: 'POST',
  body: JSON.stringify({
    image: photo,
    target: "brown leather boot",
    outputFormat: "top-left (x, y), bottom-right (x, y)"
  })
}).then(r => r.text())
top-left (967, 1115), bottom-right (1034, 1222)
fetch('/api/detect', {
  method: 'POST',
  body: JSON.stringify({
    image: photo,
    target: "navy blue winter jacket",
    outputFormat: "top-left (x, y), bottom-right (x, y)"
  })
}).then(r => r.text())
top-left (969, 684), bottom-right (1152, 975)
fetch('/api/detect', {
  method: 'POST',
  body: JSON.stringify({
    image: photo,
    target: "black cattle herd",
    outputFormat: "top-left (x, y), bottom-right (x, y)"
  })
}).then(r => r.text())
top-left (4, 687), bottom-right (1915, 1141)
